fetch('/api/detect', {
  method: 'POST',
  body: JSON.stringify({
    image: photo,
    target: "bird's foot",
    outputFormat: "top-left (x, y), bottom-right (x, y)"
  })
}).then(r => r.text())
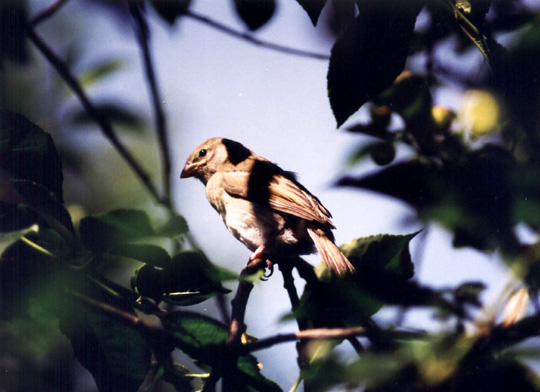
top-left (263, 260), bottom-right (274, 279)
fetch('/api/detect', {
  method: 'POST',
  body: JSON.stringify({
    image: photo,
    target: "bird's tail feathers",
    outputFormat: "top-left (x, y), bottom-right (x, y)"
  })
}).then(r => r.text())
top-left (307, 228), bottom-right (355, 277)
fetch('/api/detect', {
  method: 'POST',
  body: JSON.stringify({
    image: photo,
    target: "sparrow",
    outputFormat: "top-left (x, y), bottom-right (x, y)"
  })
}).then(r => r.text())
top-left (180, 138), bottom-right (355, 277)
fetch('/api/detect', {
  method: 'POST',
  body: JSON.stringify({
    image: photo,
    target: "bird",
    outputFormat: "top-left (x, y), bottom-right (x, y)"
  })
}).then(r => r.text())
top-left (180, 138), bottom-right (355, 277)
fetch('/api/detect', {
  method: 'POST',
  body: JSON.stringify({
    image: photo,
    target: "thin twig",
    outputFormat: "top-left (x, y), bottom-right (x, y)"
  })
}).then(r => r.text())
top-left (30, 0), bottom-right (70, 27)
top-left (28, 27), bottom-right (163, 205)
top-left (241, 327), bottom-right (424, 354)
top-left (129, 1), bottom-right (173, 205)
top-left (185, 10), bottom-right (330, 60)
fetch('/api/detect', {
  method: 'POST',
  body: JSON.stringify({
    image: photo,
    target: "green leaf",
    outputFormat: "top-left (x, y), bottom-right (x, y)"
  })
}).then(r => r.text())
top-left (340, 232), bottom-right (419, 279)
top-left (162, 311), bottom-right (282, 392)
top-left (155, 214), bottom-right (189, 237)
top-left (80, 209), bottom-right (155, 252)
top-left (69, 103), bottom-right (146, 134)
top-left (132, 252), bottom-right (231, 305)
top-left (295, 0), bottom-right (327, 26)
top-left (108, 243), bottom-right (171, 267)
top-left (327, 0), bottom-right (424, 126)
top-left (150, 0), bottom-right (192, 25)
top-left (59, 293), bottom-right (151, 392)
top-left (234, 0), bottom-right (276, 31)
top-left (0, 109), bottom-right (65, 203)
top-left (0, 224), bottom-right (37, 255)
top-left (79, 59), bottom-right (124, 88)
top-left (9, 180), bottom-right (75, 240)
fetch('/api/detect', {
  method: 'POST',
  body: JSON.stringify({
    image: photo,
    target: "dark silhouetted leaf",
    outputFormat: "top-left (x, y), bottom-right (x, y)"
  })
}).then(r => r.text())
top-left (295, 0), bottom-right (327, 25)
top-left (69, 103), bottom-right (146, 134)
top-left (150, 0), bottom-right (192, 25)
top-left (491, 23), bottom-right (540, 150)
top-left (234, 0), bottom-right (276, 31)
top-left (131, 252), bottom-right (231, 305)
top-left (109, 243), bottom-right (171, 266)
top-left (9, 180), bottom-right (75, 239)
top-left (0, 1), bottom-right (28, 64)
top-left (59, 293), bottom-right (151, 392)
top-left (162, 311), bottom-right (282, 391)
top-left (0, 109), bottom-right (65, 203)
top-left (328, 0), bottom-right (424, 126)
top-left (80, 209), bottom-right (154, 252)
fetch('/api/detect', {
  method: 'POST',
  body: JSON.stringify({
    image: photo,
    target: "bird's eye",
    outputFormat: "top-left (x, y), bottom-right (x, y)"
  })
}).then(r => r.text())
top-left (198, 149), bottom-right (207, 158)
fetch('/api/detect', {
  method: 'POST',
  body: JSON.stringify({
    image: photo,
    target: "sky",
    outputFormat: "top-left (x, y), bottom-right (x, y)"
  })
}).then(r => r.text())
top-left (28, 0), bottom-right (513, 389)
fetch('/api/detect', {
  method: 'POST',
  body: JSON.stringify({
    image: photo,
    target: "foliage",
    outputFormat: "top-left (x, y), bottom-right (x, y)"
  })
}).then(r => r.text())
top-left (2, 0), bottom-right (540, 392)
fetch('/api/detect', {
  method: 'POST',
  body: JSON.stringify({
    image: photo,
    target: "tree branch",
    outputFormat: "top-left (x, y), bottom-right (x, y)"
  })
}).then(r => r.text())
top-left (129, 1), bottom-right (173, 206)
top-left (185, 10), bottom-right (330, 60)
top-left (27, 27), bottom-right (163, 205)
top-left (30, 0), bottom-right (70, 27)
top-left (227, 258), bottom-right (267, 345)
top-left (240, 326), bottom-right (424, 354)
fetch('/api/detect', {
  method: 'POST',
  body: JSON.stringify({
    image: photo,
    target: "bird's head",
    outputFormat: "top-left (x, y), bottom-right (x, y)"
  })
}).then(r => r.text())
top-left (181, 138), bottom-right (251, 184)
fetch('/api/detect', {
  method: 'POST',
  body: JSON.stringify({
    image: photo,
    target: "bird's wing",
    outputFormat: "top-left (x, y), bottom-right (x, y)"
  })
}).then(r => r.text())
top-left (221, 160), bottom-right (334, 227)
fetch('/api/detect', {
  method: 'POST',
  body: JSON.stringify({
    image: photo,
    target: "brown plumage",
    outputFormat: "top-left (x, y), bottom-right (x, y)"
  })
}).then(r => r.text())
top-left (181, 138), bottom-right (355, 277)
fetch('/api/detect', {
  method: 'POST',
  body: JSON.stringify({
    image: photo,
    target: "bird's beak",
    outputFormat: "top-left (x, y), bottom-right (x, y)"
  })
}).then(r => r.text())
top-left (180, 160), bottom-right (207, 178)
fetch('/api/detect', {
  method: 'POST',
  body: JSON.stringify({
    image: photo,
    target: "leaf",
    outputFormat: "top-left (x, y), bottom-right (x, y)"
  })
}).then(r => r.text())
top-left (327, 0), bottom-right (425, 126)
top-left (9, 180), bottom-right (75, 240)
top-left (491, 23), bottom-right (540, 148)
top-left (0, 203), bottom-right (40, 233)
top-left (69, 103), bottom-right (146, 134)
top-left (79, 59), bottom-right (124, 88)
top-left (0, 224), bottom-right (38, 255)
top-left (295, 0), bottom-right (327, 26)
top-left (59, 293), bottom-right (151, 392)
top-left (150, 0), bottom-right (192, 25)
top-left (339, 147), bottom-right (518, 251)
top-left (340, 232), bottom-right (419, 280)
top-left (0, 109), bottom-right (65, 203)
top-left (80, 209), bottom-right (155, 252)
top-left (108, 243), bottom-right (171, 267)
top-left (234, 0), bottom-right (277, 31)
top-left (0, 1), bottom-right (28, 64)
top-left (155, 214), bottom-right (189, 237)
top-left (162, 311), bottom-right (282, 392)
top-left (131, 252), bottom-right (231, 305)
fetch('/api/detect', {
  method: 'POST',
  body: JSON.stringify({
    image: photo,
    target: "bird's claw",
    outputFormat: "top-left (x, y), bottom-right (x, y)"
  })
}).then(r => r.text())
top-left (263, 260), bottom-right (274, 279)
